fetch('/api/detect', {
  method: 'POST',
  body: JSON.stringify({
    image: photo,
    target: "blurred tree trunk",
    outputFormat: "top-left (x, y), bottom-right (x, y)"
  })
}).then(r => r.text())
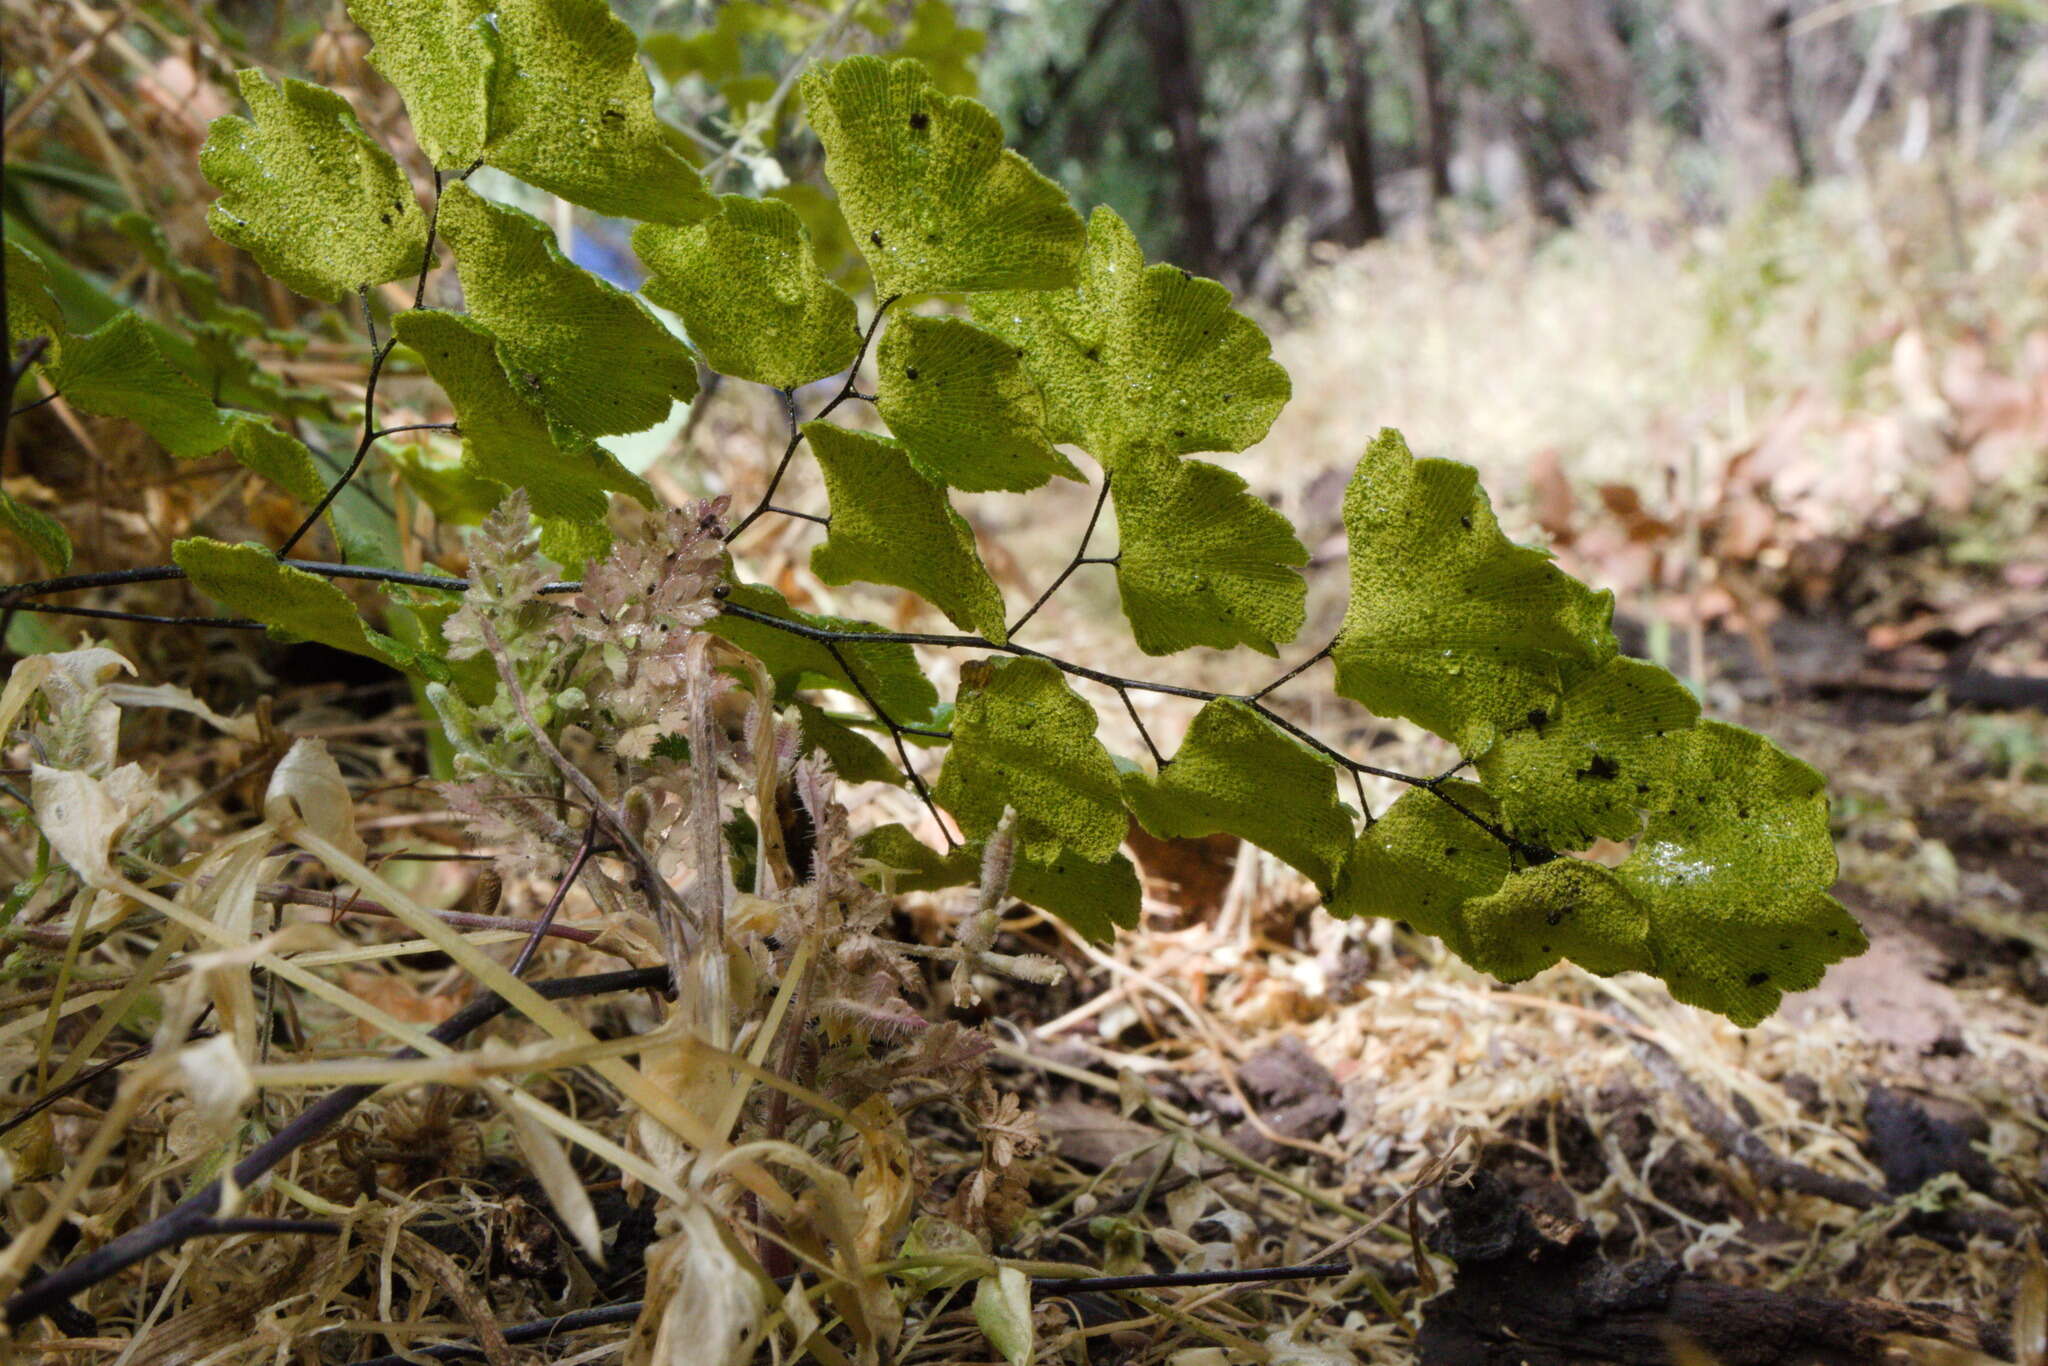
top-left (1135, 0), bottom-right (1219, 276)
top-left (1955, 5), bottom-right (1991, 159)
top-left (1312, 0), bottom-right (1385, 243)
top-left (1510, 0), bottom-right (1637, 163)
top-left (1410, 0), bottom-right (1455, 202)
top-left (1675, 0), bottom-right (1812, 203)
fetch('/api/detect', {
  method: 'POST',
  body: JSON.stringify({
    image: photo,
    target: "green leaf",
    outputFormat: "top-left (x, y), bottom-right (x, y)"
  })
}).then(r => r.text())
top-left (392, 444), bottom-right (508, 526)
top-left (5, 241), bottom-right (67, 359)
top-left (1121, 698), bottom-right (1351, 895)
top-left (1326, 782), bottom-right (1510, 952)
top-left (805, 421), bottom-right (1008, 642)
top-left (802, 56), bottom-right (1084, 294)
top-left (706, 581), bottom-right (939, 725)
top-left (436, 183), bottom-right (697, 441)
top-left (394, 309), bottom-right (654, 537)
top-left (795, 700), bottom-right (906, 786)
top-left (350, 0), bottom-right (714, 222)
top-left (483, 0), bottom-right (715, 222)
top-left (173, 538), bottom-right (416, 670)
top-left (348, 0), bottom-right (497, 167)
top-left (1615, 721), bottom-right (1866, 1026)
top-left (933, 657), bottom-right (1125, 862)
top-left (970, 207), bottom-right (1290, 466)
top-left (0, 489), bottom-right (70, 572)
top-left (857, 823), bottom-right (1140, 944)
top-left (1458, 858), bottom-right (1652, 983)
top-left (874, 313), bottom-right (1079, 493)
top-left (633, 195), bottom-right (860, 390)
top-left (200, 70), bottom-right (428, 303)
top-left (1473, 656), bottom-right (1701, 850)
top-left (1111, 448), bottom-right (1306, 657)
top-left (46, 312), bottom-right (231, 457)
top-left (226, 416), bottom-right (328, 506)
top-left (1330, 429), bottom-right (1618, 755)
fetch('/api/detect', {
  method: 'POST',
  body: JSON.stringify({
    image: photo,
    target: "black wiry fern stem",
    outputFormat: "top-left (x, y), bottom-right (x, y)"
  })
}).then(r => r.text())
top-left (726, 294), bottom-right (900, 543)
top-left (0, 559), bottom-right (1545, 859)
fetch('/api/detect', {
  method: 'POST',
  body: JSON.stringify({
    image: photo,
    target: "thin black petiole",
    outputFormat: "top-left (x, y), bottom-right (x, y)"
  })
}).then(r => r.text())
top-left (726, 295), bottom-right (899, 544)
top-left (1008, 477), bottom-right (1113, 639)
top-left (820, 636), bottom-right (956, 849)
top-left (763, 505), bottom-right (829, 527)
top-left (1250, 640), bottom-right (1334, 702)
top-left (1116, 685), bottom-right (1167, 768)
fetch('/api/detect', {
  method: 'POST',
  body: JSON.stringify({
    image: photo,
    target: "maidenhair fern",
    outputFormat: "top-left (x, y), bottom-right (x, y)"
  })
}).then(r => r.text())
top-left (0, 16), bottom-right (1867, 1027)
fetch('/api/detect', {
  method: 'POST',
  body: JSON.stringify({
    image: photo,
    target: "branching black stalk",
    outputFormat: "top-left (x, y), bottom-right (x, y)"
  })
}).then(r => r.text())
top-left (1250, 640), bottom-right (1334, 702)
top-left (2, 602), bottom-right (264, 629)
top-left (0, 966), bottom-right (672, 1330)
top-left (819, 636), bottom-right (956, 849)
top-left (1009, 476), bottom-right (1114, 639)
top-left (277, 159), bottom-right (471, 561)
top-left (726, 294), bottom-right (900, 543)
top-left (0, 558), bottom-right (1544, 858)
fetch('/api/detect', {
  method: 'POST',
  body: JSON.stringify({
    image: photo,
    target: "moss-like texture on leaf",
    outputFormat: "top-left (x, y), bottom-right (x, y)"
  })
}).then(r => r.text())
top-left (1616, 721), bottom-right (1866, 1026)
top-left (874, 314), bottom-right (1079, 493)
top-left (174, 538), bottom-right (417, 670)
top-left (795, 701), bottom-right (905, 787)
top-left (806, 422), bottom-right (1008, 642)
top-left (970, 207), bottom-right (1290, 466)
top-left (200, 71), bottom-right (427, 302)
top-left (0, 490), bottom-right (69, 572)
top-left (484, 0), bottom-right (714, 222)
top-left (1459, 858), bottom-right (1652, 983)
top-left (47, 313), bottom-right (230, 458)
top-left (436, 184), bottom-right (697, 441)
top-left (858, 822), bottom-right (1140, 944)
top-left (1331, 429), bottom-right (1617, 755)
top-left (707, 582), bottom-right (939, 725)
top-left (1112, 449), bottom-right (1307, 657)
top-left (394, 309), bottom-right (654, 539)
top-left (351, 0), bottom-right (713, 221)
top-left (1474, 656), bottom-right (1701, 849)
top-left (933, 657), bottom-right (1126, 862)
top-left (348, 0), bottom-right (496, 167)
top-left (1326, 782), bottom-right (1511, 950)
top-left (802, 56), bottom-right (1084, 295)
top-left (1122, 699), bottom-right (1351, 895)
top-left (634, 196), bottom-right (861, 390)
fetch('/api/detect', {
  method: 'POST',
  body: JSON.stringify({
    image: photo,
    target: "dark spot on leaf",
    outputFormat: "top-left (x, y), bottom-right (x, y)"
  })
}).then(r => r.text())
top-left (1746, 971), bottom-right (1770, 987)
top-left (870, 230), bottom-right (884, 247)
top-left (1173, 429), bottom-right (1186, 438)
top-left (1084, 347), bottom-right (1101, 362)
top-left (1540, 944), bottom-right (1552, 954)
top-left (909, 111), bottom-right (930, 131)
top-left (1443, 846), bottom-right (1458, 858)
top-left (1459, 516), bottom-right (1472, 530)
top-left (1635, 783), bottom-right (1650, 795)
top-left (1527, 708), bottom-right (1549, 734)
top-left (1778, 941), bottom-right (1790, 951)
top-left (1577, 754), bottom-right (1620, 782)
top-left (1178, 268), bottom-right (1192, 281)
top-left (905, 367), bottom-right (920, 381)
